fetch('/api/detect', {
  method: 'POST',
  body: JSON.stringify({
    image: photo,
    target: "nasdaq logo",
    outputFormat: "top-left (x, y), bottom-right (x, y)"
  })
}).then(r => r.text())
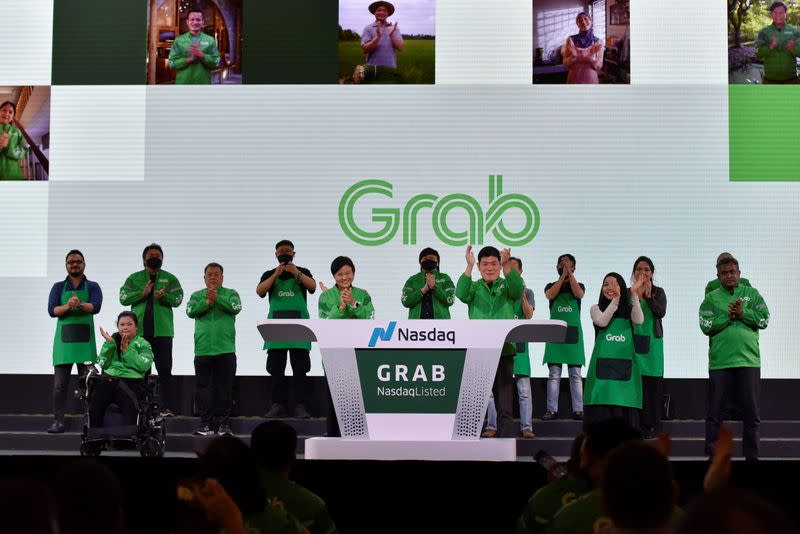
top-left (368, 321), bottom-right (397, 348)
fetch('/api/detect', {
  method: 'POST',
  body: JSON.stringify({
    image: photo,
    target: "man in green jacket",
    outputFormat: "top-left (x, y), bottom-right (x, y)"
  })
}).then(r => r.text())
top-left (700, 254), bottom-right (769, 460)
top-left (401, 247), bottom-right (455, 319)
top-left (456, 245), bottom-right (524, 438)
top-left (755, 2), bottom-right (800, 83)
top-left (187, 262), bottom-right (242, 436)
top-left (120, 243), bottom-right (183, 416)
top-left (168, 7), bottom-right (221, 85)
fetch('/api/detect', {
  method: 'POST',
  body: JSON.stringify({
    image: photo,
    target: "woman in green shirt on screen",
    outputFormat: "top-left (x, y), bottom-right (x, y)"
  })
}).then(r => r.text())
top-left (0, 101), bottom-right (29, 180)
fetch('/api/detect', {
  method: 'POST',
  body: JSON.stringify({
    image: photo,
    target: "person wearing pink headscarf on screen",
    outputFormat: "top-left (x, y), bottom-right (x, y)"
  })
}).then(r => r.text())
top-left (562, 12), bottom-right (604, 84)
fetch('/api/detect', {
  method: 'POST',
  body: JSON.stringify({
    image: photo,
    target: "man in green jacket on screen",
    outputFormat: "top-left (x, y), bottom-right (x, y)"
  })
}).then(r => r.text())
top-left (456, 245), bottom-right (524, 438)
top-left (120, 243), bottom-right (183, 416)
top-left (187, 262), bottom-right (242, 436)
top-left (755, 2), bottom-right (800, 83)
top-left (401, 247), bottom-right (455, 319)
top-left (168, 7), bottom-right (221, 85)
top-left (700, 254), bottom-right (769, 460)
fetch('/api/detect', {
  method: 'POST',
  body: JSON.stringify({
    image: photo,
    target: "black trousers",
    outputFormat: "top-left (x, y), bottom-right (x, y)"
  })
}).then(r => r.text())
top-left (494, 355), bottom-right (516, 438)
top-left (266, 348), bottom-right (311, 407)
top-left (53, 363), bottom-right (90, 422)
top-left (145, 336), bottom-right (173, 411)
top-left (583, 405), bottom-right (639, 431)
top-left (640, 375), bottom-right (664, 434)
top-left (326, 384), bottom-right (340, 438)
top-left (88, 377), bottom-right (145, 427)
top-left (706, 367), bottom-right (761, 459)
top-left (194, 353), bottom-right (236, 427)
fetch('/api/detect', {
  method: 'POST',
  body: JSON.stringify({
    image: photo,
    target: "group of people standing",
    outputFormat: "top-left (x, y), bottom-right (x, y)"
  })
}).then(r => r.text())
top-left (46, 242), bottom-right (768, 458)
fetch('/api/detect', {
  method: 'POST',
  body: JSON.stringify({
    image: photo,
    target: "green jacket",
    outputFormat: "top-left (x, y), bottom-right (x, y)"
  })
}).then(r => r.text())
top-left (244, 500), bottom-right (306, 534)
top-left (0, 123), bottom-right (28, 180)
top-left (699, 285), bottom-right (769, 370)
top-left (755, 23), bottom-right (800, 82)
top-left (261, 470), bottom-right (338, 534)
top-left (456, 268), bottom-right (524, 356)
top-left (186, 286), bottom-right (242, 356)
top-left (168, 32), bottom-right (220, 84)
top-left (516, 474), bottom-right (592, 534)
top-left (705, 277), bottom-right (749, 295)
top-left (97, 335), bottom-right (153, 379)
top-left (401, 270), bottom-right (455, 319)
top-left (119, 269), bottom-right (184, 337)
top-left (318, 286), bottom-right (374, 319)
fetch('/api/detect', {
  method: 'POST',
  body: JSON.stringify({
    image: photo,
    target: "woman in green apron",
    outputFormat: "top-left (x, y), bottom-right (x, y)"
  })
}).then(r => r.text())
top-left (630, 256), bottom-right (667, 438)
top-left (584, 272), bottom-right (644, 428)
top-left (0, 101), bottom-right (29, 180)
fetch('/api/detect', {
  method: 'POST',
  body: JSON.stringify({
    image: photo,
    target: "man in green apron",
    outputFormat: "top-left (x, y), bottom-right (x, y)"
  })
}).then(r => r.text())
top-left (542, 254), bottom-right (585, 420)
top-left (700, 254), bottom-right (768, 460)
top-left (47, 250), bottom-right (103, 433)
top-left (456, 245), bottom-right (524, 438)
top-left (120, 243), bottom-right (183, 416)
top-left (257, 240), bottom-right (316, 419)
top-left (484, 257), bottom-right (535, 438)
top-left (168, 7), bottom-right (221, 85)
top-left (187, 262), bottom-right (242, 436)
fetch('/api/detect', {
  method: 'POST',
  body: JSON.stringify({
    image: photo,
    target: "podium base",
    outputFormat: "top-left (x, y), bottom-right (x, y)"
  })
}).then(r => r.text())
top-left (304, 437), bottom-right (517, 461)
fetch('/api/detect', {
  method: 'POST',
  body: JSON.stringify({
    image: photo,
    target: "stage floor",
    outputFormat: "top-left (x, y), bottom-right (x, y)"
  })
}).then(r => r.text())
top-left (2, 414), bottom-right (800, 459)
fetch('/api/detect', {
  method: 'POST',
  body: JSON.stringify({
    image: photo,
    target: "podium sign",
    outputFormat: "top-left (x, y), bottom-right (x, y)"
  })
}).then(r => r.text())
top-left (258, 319), bottom-right (566, 444)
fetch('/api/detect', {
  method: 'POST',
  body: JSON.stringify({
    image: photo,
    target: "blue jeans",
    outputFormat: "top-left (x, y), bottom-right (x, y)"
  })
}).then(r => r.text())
top-left (486, 376), bottom-right (532, 431)
top-left (546, 364), bottom-right (583, 413)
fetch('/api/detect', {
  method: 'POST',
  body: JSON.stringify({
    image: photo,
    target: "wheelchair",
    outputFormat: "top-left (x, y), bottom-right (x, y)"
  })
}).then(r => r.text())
top-left (79, 364), bottom-right (166, 458)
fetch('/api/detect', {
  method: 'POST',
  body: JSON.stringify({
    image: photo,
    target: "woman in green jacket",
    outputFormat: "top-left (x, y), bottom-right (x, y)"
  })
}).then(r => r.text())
top-left (318, 256), bottom-right (374, 437)
top-left (583, 273), bottom-right (644, 429)
top-left (400, 247), bottom-right (455, 319)
top-left (90, 311), bottom-right (154, 427)
top-left (0, 101), bottom-right (29, 180)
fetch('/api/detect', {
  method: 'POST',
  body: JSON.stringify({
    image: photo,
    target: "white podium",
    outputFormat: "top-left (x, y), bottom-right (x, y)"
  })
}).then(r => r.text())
top-left (257, 319), bottom-right (566, 461)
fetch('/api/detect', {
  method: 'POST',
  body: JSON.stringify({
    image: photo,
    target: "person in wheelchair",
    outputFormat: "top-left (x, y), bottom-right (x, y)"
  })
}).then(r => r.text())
top-left (89, 311), bottom-right (154, 429)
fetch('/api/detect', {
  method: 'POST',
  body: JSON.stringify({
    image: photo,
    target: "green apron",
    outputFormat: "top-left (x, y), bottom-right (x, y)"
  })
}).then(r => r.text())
top-left (52, 281), bottom-right (97, 365)
top-left (584, 317), bottom-right (642, 409)
top-left (542, 292), bottom-right (585, 366)
top-left (264, 275), bottom-right (311, 350)
top-left (513, 298), bottom-right (531, 376)
top-left (633, 299), bottom-right (664, 377)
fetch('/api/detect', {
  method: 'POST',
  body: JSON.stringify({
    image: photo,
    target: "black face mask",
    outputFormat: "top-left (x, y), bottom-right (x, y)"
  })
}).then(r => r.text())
top-left (421, 259), bottom-right (438, 271)
top-left (146, 258), bottom-right (162, 269)
top-left (277, 254), bottom-right (293, 265)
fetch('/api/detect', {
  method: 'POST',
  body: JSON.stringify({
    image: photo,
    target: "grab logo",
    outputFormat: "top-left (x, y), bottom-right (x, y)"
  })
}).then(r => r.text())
top-left (605, 333), bottom-right (626, 342)
top-left (557, 306), bottom-right (573, 313)
top-left (278, 291), bottom-right (295, 297)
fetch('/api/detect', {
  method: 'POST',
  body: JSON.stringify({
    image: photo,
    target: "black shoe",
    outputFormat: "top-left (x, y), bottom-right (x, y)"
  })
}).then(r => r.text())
top-left (572, 411), bottom-right (584, 421)
top-left (264, 403), bottom-right (287, 418)
top-left (217, 424), bottom-right (233, 437)
top-left (294, 404), bottom-right (311, 419)
top-left (542, 411), bottom-right (556, 420)
top-left (47, 421), bottom-right (65, 434)
top-left (642, 427), bottom-right (656, 440)
top-left (193, 425), bottom-right (214, 436)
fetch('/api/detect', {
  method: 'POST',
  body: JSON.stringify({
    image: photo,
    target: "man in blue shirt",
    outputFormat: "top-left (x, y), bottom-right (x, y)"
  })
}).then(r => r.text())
top-left (361, 1), bottom-right (405, 80)
top-left (47, 250), bottom-right (103, 433)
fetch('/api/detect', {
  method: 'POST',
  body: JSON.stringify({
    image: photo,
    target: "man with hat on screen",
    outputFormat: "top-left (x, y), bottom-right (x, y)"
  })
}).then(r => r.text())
top-left (361, 1), bottom-right (405, 82)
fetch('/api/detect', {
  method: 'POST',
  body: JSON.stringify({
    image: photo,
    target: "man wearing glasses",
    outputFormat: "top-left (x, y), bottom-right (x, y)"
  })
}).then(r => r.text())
top-left (46, 250), bottom-right (103, 433)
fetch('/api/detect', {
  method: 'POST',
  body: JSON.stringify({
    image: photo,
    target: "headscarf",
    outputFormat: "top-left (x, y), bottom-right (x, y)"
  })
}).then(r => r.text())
top-left (570, 12), bottom-right (599, 49)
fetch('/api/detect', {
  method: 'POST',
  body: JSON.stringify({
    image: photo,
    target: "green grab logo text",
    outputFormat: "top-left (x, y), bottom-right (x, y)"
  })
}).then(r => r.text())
top-left (338, 175), bottom-right (540, 247)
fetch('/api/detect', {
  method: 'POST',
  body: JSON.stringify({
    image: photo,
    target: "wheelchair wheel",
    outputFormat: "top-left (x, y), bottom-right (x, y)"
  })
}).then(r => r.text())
top-left (80, 442), bottom-right (102, 457)
top-left (139, 435), bottom-right (165, 458)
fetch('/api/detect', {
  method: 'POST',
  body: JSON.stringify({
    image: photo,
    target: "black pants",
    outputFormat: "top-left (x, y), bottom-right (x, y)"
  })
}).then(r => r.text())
top-left (266, 348), bottom-right (310, 407)
top-left (640, 375), bottom-right (664, 434)
top-left (326, 384), bottom-right (340, 437)
top-left (194, 353), bottom-right (236, 428)
top-left (89, 377), bottom-right (145, 427)
top-left (583, 405), bottom-right (640, 431)
top-left (53, 363), bottom-right (90, 422)
top-left (494, 355), bottom-right (516, 438)
top-left (145, 336), bottom-right (173, 411)
top-left (706, 367), bottom-right (761, 459)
